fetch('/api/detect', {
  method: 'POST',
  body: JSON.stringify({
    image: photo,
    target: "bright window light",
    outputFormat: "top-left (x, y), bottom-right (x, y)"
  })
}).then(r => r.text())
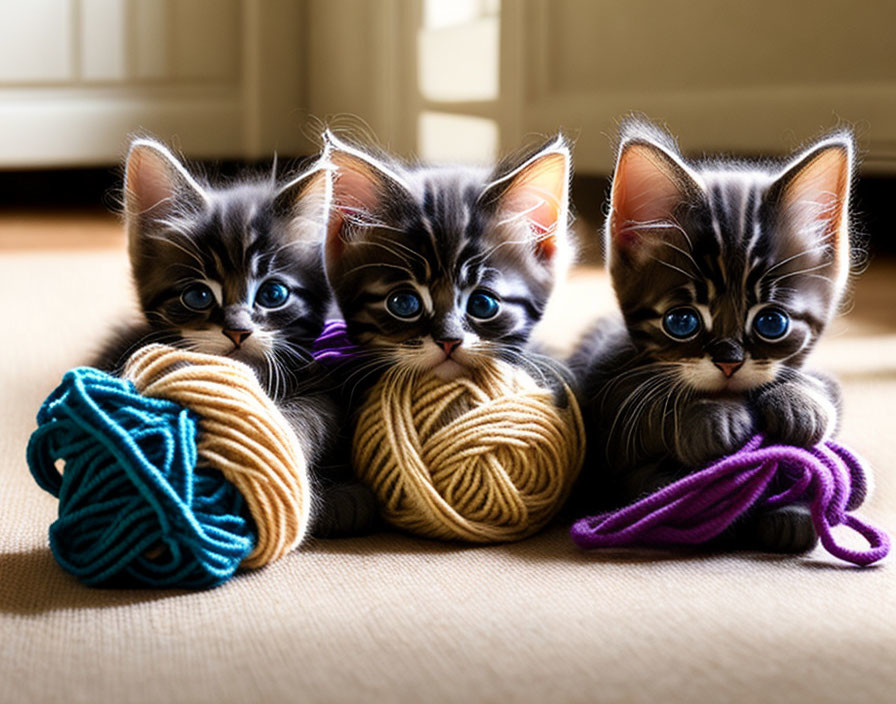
top-left (418, 0), bottom-right (500, 102)
top-left (423, 0), bottom-right (498, 30)
top-left (418, 112), bottom-right (498, 165)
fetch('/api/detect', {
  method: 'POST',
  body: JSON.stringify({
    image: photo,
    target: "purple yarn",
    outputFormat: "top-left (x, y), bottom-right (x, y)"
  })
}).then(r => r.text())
top-left (570, 436), bottom-right (890, 566)
top-left (312, 319), bottom-right (360, 365)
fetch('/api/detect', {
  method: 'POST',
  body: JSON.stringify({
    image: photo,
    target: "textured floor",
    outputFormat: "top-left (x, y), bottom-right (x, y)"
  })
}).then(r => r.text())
top-left (1, 212), bottom-right (894, 704)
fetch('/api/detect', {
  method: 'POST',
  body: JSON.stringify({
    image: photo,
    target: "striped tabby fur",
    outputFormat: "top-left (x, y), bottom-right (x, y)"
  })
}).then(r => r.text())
top-left (571, 119), bottom-right (855, 553)
top-left (323, 132), bottom-right (572, 392)
top-left (94, 138), bottom-right (375, 537)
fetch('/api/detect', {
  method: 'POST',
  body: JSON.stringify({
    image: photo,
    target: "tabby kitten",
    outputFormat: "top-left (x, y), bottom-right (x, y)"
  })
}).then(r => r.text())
top-left (570, 120), bottom-right (854, 553)
top-left (321, 133), bottom-right (572, 390)
top-left (95, 138), bottom-right (371, 536)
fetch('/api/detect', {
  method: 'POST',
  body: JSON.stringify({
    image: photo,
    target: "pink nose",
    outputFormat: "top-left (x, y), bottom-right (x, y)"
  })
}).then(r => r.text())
top-left (714, 361), bottom-right (743, 378)
top-left (435, 338), bottom-right (462, 356)
top-left (223, 329), bottom-right (252, 348)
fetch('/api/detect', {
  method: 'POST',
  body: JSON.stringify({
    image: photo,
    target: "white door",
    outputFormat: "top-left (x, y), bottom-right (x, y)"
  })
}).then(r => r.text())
top-left (0, 0), bottom-right (305, 167)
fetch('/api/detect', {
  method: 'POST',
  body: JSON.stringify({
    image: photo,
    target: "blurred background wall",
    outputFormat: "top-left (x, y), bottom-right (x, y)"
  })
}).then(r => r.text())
top-left (0, 0), bottom-right (893, 249)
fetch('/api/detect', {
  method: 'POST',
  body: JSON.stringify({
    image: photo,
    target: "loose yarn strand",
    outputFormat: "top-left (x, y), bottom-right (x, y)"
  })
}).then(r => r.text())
top-left (570, 435), bottom-right (890, 566)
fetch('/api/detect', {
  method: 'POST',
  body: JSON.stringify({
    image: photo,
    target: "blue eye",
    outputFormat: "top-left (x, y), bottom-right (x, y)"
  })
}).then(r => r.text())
top-left (467, 291), bottom-right (500, 320)
top-left (753, 307), bottom-right (790, 340)
top-left (181, 283), bottom-right (214, 311)
top-left (386, 290), bottom-right (422, 318)
top-left (256, 281), bottom-right (290, 308)
top-left (662, 307), bottom-right (701, 339)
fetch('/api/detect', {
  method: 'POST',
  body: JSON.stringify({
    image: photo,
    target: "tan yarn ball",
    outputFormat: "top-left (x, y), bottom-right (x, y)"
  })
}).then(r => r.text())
top-left (123, 344), bottom-right (311, 568)
top-left (353, 360), bottom-right (585, 543)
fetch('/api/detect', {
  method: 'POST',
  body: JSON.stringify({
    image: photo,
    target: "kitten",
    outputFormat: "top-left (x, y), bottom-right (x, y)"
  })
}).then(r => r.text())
top-left (321, 132), bottom-right (572, 392)
top-left (570, 120), bottom-right (854, 554)
top-left (94, 138), bottom-right (374, 537)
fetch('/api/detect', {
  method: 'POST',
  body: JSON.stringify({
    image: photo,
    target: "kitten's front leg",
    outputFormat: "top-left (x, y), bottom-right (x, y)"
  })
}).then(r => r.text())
top-left (277, 392), bottom-right (340, 463)
top-left (749, 505), bottom-right (818, 554)
top-left (743, 372), bottom-right (838, 555)
top-left (279, 393), bottom-right (380, 538)
top-left (754, 370), bottom-right (841, 448)
top-left (312, 480), bottom-right (380, 538)
top-left (674, 397), bottom-right (755, 468)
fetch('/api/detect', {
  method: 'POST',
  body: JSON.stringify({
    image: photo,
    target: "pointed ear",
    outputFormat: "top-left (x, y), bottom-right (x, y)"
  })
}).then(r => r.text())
top-left (124, 139), bottom-right (208, 258)
top-left (272, 161), bottom-right (331, 243)
top-left (607, 137), bottom-right (701, 267)
top-left (768, 134), bottom-right (853, 294)
top-left (124, 139), bottom-right (207, 220)
top-left (482, 137), bottom-right (571, 266)
top-left (322, 131), bottom-right (411, 265)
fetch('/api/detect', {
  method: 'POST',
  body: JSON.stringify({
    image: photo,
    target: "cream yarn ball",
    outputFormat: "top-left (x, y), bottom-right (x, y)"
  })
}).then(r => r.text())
top-left (353, 360), bottom-right (585, 543)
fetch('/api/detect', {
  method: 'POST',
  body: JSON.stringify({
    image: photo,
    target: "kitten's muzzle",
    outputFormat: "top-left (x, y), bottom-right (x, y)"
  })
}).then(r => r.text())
top-left (223, 328), bottom-right (253, 348)
top-left (714, 361), bottom-right (744, 378)
top-left (435, 338), bottom-right (462, 357)
top-left (708, 339), bottom-right (745, 378)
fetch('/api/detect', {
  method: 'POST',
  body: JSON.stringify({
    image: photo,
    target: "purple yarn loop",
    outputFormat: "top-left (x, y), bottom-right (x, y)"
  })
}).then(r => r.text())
top-left (570, 435), bottom-right (890, 566)
top-left (312, 319), bottom-right (360, 365)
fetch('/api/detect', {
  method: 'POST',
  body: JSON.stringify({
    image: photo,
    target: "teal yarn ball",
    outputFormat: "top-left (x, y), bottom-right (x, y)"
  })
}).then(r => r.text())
top-left (27, 367), bottom-right (255, 589)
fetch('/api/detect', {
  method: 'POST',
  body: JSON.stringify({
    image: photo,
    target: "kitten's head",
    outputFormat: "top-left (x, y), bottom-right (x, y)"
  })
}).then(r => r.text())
top-left (606, 119), bottom-right (853, 394)
top-left (323, 133), bottom-right (571, 380)
top-left (124, 138), bottom-right (330, 395)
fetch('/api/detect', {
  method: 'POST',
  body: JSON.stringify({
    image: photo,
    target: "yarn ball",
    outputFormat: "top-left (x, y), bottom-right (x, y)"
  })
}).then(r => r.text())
top-left (27, 344), bottom-right (311, 588)
top-left (353, 360), bottom-right (585, 543)
top-left (570, 435), bottom-right (890, 567)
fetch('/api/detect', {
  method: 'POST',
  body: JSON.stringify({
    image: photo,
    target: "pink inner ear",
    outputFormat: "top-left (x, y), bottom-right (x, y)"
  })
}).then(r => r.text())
top-left (331, 166), bottom-right (382, 217)
top-left (498, 152), bottom-right (568, 262)
top-left (327, 155), bottom-right (386, 257)
top-left (526, 196), bottom-right (560, 260)
top-left (781, 147), bottom-right (849, 245)
top-left (326, 209), bottom-right (346, 260)
top-left (126, 148), bottom-right (176, 217)
top-left (610, 144), bottom-right (688, 257)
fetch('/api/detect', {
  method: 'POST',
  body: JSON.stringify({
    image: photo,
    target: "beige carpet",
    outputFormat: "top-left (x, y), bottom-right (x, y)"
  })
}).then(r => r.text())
top-left (2, 214), bottom-right (895, 704)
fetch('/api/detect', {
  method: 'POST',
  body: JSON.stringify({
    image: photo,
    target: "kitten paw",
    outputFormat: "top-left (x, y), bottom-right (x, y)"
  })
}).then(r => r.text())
top-left (620, 460), bottom-right (682, 501)
top-left (756, 381), bottom-right (836, 448)
top-left (676, 399), bottom-right (754, 468)
top-left (312, 482), bottom-right (381, 538)
top-left (751, 506), bottom-right (818, 555)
